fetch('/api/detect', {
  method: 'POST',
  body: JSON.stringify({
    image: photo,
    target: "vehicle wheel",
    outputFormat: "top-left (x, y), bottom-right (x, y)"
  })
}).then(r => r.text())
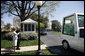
top-left (62, 41), bottom-right (70, 50)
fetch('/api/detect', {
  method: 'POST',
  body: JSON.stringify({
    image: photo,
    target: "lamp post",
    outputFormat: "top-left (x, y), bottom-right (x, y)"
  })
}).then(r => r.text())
top-left (16, 27), bottom-right (20, 50)
top-left (35, 1), bottom-right (43, 55)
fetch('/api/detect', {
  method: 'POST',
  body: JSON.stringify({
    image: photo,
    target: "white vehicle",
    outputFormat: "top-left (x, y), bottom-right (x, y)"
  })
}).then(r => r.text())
top-left (61, 13), bottom-right (84, 53)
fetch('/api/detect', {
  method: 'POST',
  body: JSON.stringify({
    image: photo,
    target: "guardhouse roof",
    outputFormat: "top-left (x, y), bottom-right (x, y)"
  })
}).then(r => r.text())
top-left (21, 18), bottom-right (37, 24)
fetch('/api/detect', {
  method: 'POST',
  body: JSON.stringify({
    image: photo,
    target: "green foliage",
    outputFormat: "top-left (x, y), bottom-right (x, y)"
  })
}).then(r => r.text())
top-left (5, 32), bottom-right (14, 40)
top-left (1, 40), bottom-right (13, 48)
top-left (1, 39), bottom-right (44, 48)
top-left (41, 1), bottom-right (60, 16)
top-left (40, 23), bottom-right (45, 28)
top-left (21, 32), bottom-right (37, 40)
top-left (30, 13), bottom-right (49, 28)
top-left (1, 1), bottom-right (60, 32)
top-left (1, 32), bottom-right (43, 48)
top-left (52, 20), bottom-right (61, 31)
top-left (1, 1), bottom-right (60, 19)
top-left (36, 22), bottom-right (45, 29)
top-left (1, 32), bottom-right (7, 40)
top-left (5, 32), bottom-right (37, 40)
top-left (5, 23), bottom-right (11, 31)
top-left (29, 13), bottom-right (38, 21)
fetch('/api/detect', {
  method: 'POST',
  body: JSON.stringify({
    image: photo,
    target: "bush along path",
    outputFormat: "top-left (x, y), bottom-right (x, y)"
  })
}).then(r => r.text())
top-left (1, 32), bottom-right (47, 54)
top-left (1, 32), bottom-right (44, 48)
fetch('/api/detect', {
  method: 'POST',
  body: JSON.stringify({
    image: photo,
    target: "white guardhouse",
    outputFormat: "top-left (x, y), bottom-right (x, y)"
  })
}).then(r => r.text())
top-left (21, 18), bottom-right (37, 32)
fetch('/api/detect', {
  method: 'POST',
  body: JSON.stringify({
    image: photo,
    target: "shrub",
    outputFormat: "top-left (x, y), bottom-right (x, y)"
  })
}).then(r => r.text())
top-left (5, 32), bottom-right (14, 40)
top-left (21, 32), bottom-right (37, 40)
top-left (1, 32), bottom-right (6, 40)
top-left (5, 32), bottom-right (37, 40)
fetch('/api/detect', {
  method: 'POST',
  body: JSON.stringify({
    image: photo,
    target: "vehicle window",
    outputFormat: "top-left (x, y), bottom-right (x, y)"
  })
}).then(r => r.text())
top-left (78, 15), bottom-right (84, 27)
top-left (80, 29), bottom-right (84, 38)
top-left (63, 15), bottom-right (75, 36)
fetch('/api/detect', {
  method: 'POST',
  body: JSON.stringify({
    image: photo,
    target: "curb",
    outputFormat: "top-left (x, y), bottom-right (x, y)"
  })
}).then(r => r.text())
top-left (1, 45), bottom-right (47, 54)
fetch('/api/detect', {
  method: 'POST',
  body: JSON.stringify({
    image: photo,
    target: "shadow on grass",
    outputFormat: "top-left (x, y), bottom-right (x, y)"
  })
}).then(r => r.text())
top-left (46, 45), bottom-right (84, 55)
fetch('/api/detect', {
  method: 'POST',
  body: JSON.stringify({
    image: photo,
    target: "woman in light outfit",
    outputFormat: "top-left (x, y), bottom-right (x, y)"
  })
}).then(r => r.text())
top-left (12, 27), bottom-right (20, 52)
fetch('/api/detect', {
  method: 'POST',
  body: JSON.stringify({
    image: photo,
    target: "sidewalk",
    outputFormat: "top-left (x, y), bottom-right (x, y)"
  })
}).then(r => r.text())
top-left (1, 44), bottom-right (47, 54)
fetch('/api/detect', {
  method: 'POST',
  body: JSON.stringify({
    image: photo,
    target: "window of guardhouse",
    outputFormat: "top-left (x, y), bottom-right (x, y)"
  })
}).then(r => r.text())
top-left (32, 24), bottom-right (34, 31)
top-left (24, 24), bottom-right (27, 31)
top-left (28, 24), bottom-right (31, 31)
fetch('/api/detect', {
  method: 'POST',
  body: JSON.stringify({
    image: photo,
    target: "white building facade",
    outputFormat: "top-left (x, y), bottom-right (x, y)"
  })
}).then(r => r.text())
top-left (21, 18), bottom-right (37, 33)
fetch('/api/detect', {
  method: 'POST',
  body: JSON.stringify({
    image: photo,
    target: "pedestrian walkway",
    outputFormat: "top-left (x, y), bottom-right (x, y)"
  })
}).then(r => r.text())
top-left (1, 44), bottom-right (47, 54)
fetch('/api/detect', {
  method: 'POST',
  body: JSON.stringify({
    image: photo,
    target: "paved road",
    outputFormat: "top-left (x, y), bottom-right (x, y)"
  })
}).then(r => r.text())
top-left (40, 31), bottom-right (84, 55)
top-left (41, 31), bottom-right (62, 46)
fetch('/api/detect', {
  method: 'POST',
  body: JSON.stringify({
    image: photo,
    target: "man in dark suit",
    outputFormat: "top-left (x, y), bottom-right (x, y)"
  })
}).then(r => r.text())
top-left (16, 27), bottom-right (20, 50)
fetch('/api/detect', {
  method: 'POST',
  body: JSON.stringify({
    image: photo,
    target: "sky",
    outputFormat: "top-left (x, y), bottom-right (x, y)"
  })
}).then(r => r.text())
top-left (49, 1), bottom-right (84, 25)
top-left (1, 1), bottom-right (84, 25)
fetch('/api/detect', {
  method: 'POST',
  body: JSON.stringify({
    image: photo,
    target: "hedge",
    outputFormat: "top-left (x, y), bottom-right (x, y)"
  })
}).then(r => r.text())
top-left (5, 32), bottom-right (37, 40)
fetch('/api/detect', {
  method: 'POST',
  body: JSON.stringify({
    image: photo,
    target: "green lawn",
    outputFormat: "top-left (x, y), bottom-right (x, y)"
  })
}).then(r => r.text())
top-left (1, 39), bottom-right (44, 48)
top-left (1, 49), bottom-right (57, 55)
top-left (1, 32), bottom-right (44, 48)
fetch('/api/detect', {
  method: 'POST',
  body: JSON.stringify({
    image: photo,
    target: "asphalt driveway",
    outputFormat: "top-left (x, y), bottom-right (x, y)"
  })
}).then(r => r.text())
top-left (41, 31), bottom-right (62, 46)
top-left (40, 31), bottom-right (84, 55)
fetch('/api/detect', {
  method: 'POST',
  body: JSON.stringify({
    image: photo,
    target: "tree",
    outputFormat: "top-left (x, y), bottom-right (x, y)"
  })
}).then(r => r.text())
top-left (1, 1), bottom-right (60, 27)
top-left (52, 20), bottom-right (61, 32)
top-left (13, 16), bottom-right (21, 26)
top-left (1, 1), bottom-right (60, 47)
top-left (5, 23), bottom-right (11, 31)
top-left (30, 13), bottom-right (49, 28)
top-left (1, 1), bottom-right (60, 19)
top-left (36, 22), bottom-right (45, 30)
top-left (13, 13), bottom-right (49, 28)
top-left (42, 16), bottom-right (49, 28)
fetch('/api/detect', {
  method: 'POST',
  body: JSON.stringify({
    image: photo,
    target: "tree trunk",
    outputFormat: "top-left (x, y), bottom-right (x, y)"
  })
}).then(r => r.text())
top-left (21, 22), bottom-right (23, 32)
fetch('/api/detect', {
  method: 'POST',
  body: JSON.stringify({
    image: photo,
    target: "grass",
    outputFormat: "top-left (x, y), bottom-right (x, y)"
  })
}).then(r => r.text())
top-left (1, 39), bottom-right (44, 48)
top-left (20, 39), bottom-right (44, 47)
top-left (1, 32), bottom-right (44, 48)
top-left (1, 40), bottom-right (13, 48)
top-left (1, 49), bottom-right (57, 55)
